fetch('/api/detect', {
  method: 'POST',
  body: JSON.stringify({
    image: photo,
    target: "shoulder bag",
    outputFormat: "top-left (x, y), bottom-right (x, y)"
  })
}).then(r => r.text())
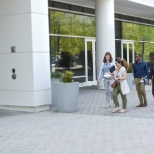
top-left (111, 80), bottom-right (118, 88)
top-left (111, 67), bottom-right (121, 88)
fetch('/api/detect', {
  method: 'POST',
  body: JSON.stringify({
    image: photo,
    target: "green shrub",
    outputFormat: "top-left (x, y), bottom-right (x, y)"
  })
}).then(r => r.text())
top-left (51, 71), bottom-right (63, 79)
top-left (123, 59), bottom-right (129, 70)
top-left (127, 63), bottom-right (133, 73)
top-left (62, 71), bottom-right (74, 83)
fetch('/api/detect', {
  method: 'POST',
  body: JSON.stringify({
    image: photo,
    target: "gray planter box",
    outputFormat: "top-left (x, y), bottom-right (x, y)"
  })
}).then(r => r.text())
top-left (126, 73), bottom-right (134, 90)
top-left (54, 82), bottom-right (79, 112)
top-left (51, 78), bottom-right (61, 107)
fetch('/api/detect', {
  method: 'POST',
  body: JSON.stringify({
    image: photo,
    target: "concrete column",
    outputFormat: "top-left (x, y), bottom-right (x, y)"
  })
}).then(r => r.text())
top-left (0, 0), bottom-right (51, 112)
top-left (95, 0), bottom-right (115, 89)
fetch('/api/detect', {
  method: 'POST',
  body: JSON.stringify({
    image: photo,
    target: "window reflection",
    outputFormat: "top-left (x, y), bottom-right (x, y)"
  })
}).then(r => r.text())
top-left (144, 43), bottom-right (154, 65)
top-left (50, 10), bottom-right (95, 37)
top-left (122, 22), bottom-right (154, 65)
top-left (85, 16), bottom-right (96, 37)
top-left (50, 36), bottom-right (85, 77)
top-left (122, 22), bottom-right (154, 42)
top-left (71, 14), bottom-right (85, 36)
top-left (50, 11), bottom-right (71, 35)
top-left (49, 9), bottom-right (154, 84)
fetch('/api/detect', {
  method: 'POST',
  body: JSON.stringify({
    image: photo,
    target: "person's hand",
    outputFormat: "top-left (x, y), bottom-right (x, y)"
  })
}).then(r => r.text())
top-left (114, 77), bottom-right (119, 81)
top-left (149, 79), bottom-right (152, 86)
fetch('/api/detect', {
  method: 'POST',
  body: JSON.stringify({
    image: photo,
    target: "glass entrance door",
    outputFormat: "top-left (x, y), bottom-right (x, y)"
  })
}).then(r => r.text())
top-left (121, 41), bottom-right (135, 64)
top-left (85, 38), bottom-right (97, 86)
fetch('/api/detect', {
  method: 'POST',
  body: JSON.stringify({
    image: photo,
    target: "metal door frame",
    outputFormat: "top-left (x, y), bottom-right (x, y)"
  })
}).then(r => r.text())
top-left (84, 38), bottom-right (97, 86)
top-left (121, 41), bottom-right (135, 63)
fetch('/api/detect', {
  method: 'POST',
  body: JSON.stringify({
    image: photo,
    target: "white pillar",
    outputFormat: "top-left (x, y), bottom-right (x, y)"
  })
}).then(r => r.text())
top-left (95, 0), bottom-right (115, 89)
top-left (0, 0), bottom-right (51, 112)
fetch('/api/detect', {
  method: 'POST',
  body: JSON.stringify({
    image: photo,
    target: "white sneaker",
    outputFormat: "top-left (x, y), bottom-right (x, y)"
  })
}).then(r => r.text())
top-left (119, 109), bottom-right (126, 113)
top-left (112, 107), bottom-right (120, 113)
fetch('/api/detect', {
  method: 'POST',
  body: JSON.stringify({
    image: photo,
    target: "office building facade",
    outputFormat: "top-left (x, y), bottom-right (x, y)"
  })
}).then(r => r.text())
top-left (0, 0), bottom-right (154, 111)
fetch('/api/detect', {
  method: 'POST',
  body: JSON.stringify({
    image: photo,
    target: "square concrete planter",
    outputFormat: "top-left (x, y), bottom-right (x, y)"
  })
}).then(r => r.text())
top-left (126, 73), bottom-right (134, 90)
top-left (51, 78), bottom-right (61, 107)
top-left (54, 82), bottom-right (79, 112)
top-left (51, 71), bottom-right (63, 106)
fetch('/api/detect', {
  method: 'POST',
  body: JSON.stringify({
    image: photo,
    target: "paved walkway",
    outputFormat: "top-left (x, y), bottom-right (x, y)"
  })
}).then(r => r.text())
top-left (0, 85), bottom-right (154, 154)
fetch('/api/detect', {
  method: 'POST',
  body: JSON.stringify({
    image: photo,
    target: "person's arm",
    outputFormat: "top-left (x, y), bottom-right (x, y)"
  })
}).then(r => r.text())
top-left (97, 62), bottom-right (104, 81)
top-left (145, 62), bottom-right (149, 77)
top-left (132, 63), bottom-right (135, 79)
top-left (121, 71), bottom-right (127, 80)
top-left (149, 63), bottom-right (153, 86)
top-left (112, 60), bottom-right (117, 69)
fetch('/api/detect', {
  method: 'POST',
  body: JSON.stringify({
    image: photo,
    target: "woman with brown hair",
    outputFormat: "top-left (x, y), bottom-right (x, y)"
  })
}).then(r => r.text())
top-left (97, 52), bottom-right (115, 108)
top-left (112, 57), bottom-right (130, 113)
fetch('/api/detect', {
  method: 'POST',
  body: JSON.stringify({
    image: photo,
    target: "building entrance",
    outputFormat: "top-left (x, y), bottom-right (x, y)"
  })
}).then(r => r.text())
top-left (84, 38), bottom-right (97, 86)
top-left (79, 39), bottom-right (135, 87)
top-left (121, 41), bottom-right (135, 64)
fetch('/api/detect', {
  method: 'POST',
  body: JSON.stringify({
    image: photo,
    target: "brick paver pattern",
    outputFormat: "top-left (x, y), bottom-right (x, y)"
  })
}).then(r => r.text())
top-left (0, 85), bottom-right (154, 154)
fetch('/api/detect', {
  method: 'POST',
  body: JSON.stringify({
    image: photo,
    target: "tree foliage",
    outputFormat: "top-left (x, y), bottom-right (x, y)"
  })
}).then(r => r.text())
top-left (122, 22), bottom-right (154, 60)
top-left (50, 10), bottom-right (154, 65)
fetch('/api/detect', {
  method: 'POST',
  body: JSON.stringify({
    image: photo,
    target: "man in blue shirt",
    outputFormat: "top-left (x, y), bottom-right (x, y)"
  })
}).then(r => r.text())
top-left (133, 54), bottom-right (149, 107)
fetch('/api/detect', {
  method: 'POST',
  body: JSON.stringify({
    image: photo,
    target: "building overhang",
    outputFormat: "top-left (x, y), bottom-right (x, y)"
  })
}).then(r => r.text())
top-left (51, 0), bottom-right (154, 21)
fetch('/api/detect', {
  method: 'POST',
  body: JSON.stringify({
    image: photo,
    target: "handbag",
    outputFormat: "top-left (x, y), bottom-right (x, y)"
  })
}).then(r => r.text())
top-left (110, 65), bottom-right (115, 73)
top-left (111, 80), bottom-right (118, 88)
top-left (111, 67), bottom-right (121, 88)
top-left (143, 77), bottom-right (149, 85)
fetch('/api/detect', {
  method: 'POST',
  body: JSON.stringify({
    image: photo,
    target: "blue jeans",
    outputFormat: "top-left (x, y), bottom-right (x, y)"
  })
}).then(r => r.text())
top-left (104, 79), bottom-right (113, 103)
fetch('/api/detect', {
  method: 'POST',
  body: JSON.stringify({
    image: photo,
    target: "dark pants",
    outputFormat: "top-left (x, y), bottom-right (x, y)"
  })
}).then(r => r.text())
top-left (112, 82), bottom-right (127, 109)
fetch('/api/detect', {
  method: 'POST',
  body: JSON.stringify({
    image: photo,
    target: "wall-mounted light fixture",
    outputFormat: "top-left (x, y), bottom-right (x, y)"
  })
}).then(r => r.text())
top-left (11, 46), bottom-right (16, 53)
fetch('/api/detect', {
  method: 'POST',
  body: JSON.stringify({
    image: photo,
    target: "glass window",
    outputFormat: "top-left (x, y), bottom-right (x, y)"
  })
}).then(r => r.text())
top-left (122, 22), bottom-right (154, 62)
top-left (71, 14), bottom-right (85, 36)
top-left (132, 42), bottom-right (154, 68)
top-left (115, 40), bottom-right (121, 57)
top-left (49, 10), bottom-right (96, 37)
top-left (84, 8), bottom-right (95, 14)
top-left (71, 5), bottom-right (83, 12)
top-left (50, 36), bottom-right (85, 78)
top-left (54, 2), bottom-right (70, 10)
top-left (85, 16), bottom-right (95, 37)
top-left (115, 20), bottom-right (122, 39)
top-left (122, 22), bottom-right (154, 41)
top-left (144, 43), bottom-right (154, 62)
top-left (134, 42), bottom-right (142, 55)
top-left (50, 11), bottom-right (71, 35)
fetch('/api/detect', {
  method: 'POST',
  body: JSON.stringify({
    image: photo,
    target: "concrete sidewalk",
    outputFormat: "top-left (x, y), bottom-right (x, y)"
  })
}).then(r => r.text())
top-left (0, 85), bottom-right (154, 154)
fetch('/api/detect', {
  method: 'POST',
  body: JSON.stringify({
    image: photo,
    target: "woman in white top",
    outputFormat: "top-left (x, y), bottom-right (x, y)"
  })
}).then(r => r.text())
top-left (98, 52), bottom-right (115, 108)
top-left (112, 57), bottom-right (130, 113)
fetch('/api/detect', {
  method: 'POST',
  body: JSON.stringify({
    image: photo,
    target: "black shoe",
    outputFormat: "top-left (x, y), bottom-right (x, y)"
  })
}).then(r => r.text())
top-left (136, 104), bottom-right (143, 107)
